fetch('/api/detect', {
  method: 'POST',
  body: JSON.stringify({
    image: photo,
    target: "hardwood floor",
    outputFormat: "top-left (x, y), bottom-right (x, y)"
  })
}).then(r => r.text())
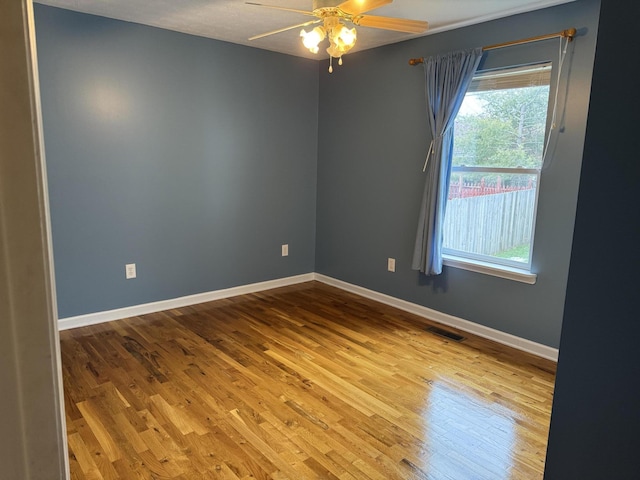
top-left (60, 281), bottom-right (556, 479)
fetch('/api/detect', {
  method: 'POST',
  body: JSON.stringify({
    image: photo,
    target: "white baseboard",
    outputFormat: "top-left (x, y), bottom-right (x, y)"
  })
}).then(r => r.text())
top-left (314, 274), bottom-right (559, 362)
top-left (58, 271), bottom-right (558, 362)
top-left (58, 273), bottom-right (315, 331)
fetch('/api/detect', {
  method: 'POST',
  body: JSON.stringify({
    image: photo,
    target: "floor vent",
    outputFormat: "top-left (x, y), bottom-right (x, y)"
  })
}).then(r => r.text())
top-left (426, 326), bottom-right (465, 342)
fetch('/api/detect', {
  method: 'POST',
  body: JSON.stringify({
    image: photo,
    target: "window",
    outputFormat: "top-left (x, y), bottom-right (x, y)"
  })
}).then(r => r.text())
top-left (443, 63), bottom-right (551, 273)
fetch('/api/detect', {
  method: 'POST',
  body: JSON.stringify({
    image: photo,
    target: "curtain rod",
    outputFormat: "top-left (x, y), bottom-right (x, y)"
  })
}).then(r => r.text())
top-left (408, 28), bottom-right (577, 66)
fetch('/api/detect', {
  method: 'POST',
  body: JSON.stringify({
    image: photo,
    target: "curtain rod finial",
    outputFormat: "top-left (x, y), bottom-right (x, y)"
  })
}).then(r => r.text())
top-left (409, 58), bottom-right (424, 66)
top-left (565, 27), bottom-right (577, 41)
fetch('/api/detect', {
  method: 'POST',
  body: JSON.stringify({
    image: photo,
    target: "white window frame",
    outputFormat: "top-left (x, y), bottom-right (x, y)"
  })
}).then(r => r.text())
top-left (442, 63), bottom-right (552, 284)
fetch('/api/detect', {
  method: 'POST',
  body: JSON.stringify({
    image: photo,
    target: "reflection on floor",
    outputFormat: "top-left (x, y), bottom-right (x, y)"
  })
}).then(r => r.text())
top-left (427, 382), bottom-right (515, 478)
top-left (60, 281), bottom-right (556, 479)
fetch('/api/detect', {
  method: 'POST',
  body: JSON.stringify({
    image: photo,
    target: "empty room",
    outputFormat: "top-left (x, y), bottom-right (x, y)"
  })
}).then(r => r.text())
top-left (4, 0), bottom-right (640, 479)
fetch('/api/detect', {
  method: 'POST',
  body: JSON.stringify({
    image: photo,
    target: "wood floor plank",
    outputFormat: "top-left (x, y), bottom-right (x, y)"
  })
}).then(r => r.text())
top-left (75, 401), bottom-right (123, 464)
top-left (61, 281), bottom-right (555, 479)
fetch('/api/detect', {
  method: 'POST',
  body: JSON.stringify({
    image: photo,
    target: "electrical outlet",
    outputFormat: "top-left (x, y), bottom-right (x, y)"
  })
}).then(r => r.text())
top-left (125, 263), bottom-right (136, 279)
top-left (387, 258), bottom-right (396, 272)
top-left (282, 244), bottom-right (289, 257)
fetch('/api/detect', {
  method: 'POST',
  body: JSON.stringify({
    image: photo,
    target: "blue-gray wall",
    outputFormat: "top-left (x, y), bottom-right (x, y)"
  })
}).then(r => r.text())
top-left (315, 0), bottom-right (600, 348)
top-left (35, 5), bottom-right (319, 318)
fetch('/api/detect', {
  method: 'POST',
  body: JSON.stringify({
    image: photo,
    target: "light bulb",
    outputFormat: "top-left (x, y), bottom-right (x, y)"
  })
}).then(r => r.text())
top-left (326, 23), bottom-right (357, 58)
top-left (338, 26), bottom-right (357, 47)
top-left (300, 26), bottom-right (325, 54)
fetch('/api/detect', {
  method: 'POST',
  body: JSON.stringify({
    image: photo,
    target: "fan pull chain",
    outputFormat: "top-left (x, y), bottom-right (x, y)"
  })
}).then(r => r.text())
top-left (329, 56), bottom-right (333, 73)
top-left (338, 56), bottom-right (343, 66)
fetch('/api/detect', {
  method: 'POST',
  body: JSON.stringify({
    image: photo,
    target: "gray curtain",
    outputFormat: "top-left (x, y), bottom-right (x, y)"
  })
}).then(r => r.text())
top-left (412, 47), bottom-right (483, 275)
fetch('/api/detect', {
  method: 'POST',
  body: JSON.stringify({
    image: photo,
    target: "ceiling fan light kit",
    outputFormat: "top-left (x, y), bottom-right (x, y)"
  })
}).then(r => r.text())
top-left (248, 0), bottom-right (428, 73)
top-left (301, 17), bottom-right (357, 71)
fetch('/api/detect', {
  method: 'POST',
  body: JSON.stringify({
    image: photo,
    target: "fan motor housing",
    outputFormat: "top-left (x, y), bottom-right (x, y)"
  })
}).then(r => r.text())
top-left (313, 0), bottom-right (342, 12)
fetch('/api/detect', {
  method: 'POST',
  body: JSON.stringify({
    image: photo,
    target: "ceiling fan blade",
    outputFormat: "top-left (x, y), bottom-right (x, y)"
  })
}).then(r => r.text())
top-left (352, 15), bottom-right (428, 33)
top-left (245, 2), bottom-right (316, 17)
top-left (338, 0), bottom-right (392, 15)
top-left (249, 19), bottom-right (322, 41)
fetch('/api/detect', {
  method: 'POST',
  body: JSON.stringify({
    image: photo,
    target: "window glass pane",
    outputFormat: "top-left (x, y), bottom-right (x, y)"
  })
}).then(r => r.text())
top-left (453, 85), bottom-right (550, 169)
top-left (444, 63), bottom-right (551, 268)
top-left (444, 172), bottom-right (538, 264)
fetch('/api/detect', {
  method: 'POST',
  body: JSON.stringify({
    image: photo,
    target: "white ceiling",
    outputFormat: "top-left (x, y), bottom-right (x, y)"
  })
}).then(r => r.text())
top-left (34, 0), bottom-right (576, 60)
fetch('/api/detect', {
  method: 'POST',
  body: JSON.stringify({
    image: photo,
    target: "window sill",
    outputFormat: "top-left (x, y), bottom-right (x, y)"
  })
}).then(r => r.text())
top-left (442, 254), bottom-right (537, 284)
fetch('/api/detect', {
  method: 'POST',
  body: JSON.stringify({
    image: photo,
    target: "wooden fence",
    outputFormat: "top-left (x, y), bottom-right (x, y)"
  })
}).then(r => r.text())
top-left (443, 188), bottom-right (537, 256)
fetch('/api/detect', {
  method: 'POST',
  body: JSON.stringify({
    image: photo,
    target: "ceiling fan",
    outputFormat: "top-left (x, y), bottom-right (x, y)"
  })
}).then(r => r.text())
top-left (247, 0), bottom-right (428, 72)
